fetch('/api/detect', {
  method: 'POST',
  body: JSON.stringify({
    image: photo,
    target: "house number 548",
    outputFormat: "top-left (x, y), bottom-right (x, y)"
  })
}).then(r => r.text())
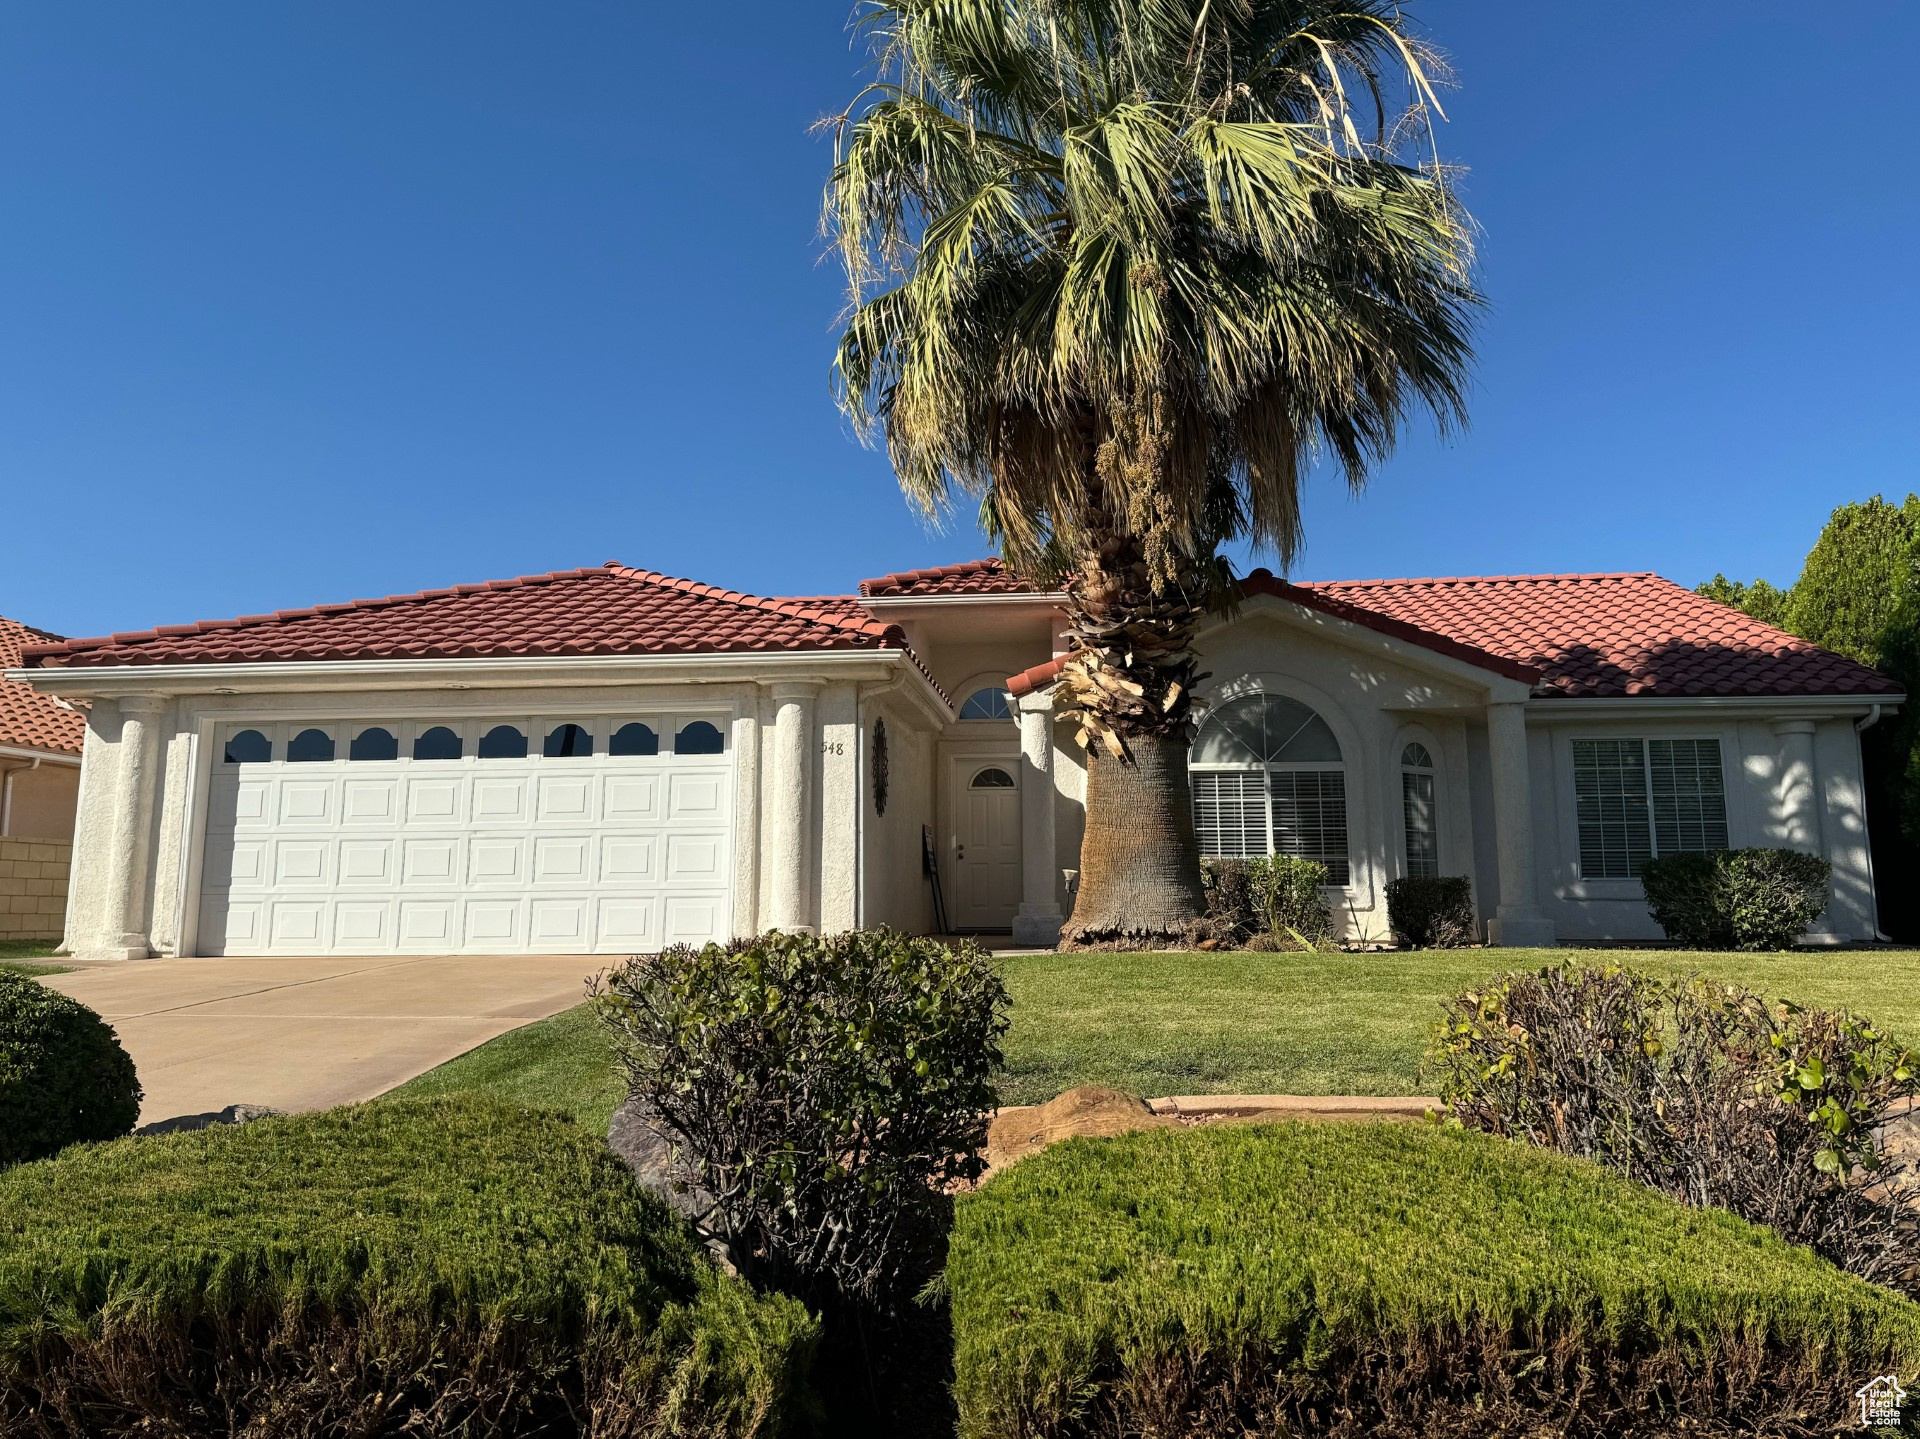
top-left (821, 740), bottom-right (846, 756)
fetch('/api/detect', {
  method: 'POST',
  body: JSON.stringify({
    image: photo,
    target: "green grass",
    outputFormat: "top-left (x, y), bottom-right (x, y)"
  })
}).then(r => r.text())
top-left (0, 940), bottom-right (66, 978)
top-left (948, 1121), bottom-right (1920, 1437)
top-left (0, 1095), bottom-right (816, 1430)
top-left (390, 1002), bottom-right (625, 1130)
top-left (390, 948), bottom-right (1920, 1119)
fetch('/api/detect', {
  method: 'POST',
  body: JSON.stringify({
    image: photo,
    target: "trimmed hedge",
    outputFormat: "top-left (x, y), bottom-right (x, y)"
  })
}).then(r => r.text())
top-left (1384, 875), bottom-right (1476, 948)
top-left (0, 1095), bottom-right (818, 1437)
top-left (1641, 847), bottom-right (1831, 950)
top-left (949, 1122), bottom-right (1920, 1438)
top-left (0, 971), bottom-right (140, 1166)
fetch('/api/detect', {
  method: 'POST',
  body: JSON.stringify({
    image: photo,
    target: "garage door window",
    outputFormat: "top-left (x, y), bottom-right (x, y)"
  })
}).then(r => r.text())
top-left (544, 723), bottom-right (594, 758)
top-left (675, 721), bottom-right (724, 755)
top-left (611, 722), bottom-right (658, 756)
top-left (224, 729), bottom-right (271, 764)
top-left (351, 727), bottom-right (399, 761)
top-left (413, 726), bottom-right (463, 761)
top-left (479, 725), bottom-right (528, 759)
top-left (288, 728), bottom-right (335, 763)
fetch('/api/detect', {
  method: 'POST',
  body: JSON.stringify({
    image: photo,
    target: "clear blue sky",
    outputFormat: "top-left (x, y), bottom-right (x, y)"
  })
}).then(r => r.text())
top-left (3, 3), bottom-right (1916, 641)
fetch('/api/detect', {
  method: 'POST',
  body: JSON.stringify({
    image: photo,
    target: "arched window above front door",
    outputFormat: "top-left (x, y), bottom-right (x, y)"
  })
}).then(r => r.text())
top-left (1190, 692), bottom-right (1349, 883)
top-left (959, 686), bottom-right (1013, 721)
top-left (970, 766), bottom-right (1015, 788)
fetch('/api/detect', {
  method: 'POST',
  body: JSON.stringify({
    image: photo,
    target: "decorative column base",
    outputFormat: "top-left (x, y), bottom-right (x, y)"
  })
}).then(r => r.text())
top-left (1011, 903), bottom-right (1063, 948)
top-left (1487, 908), bottom-right (1556, 948)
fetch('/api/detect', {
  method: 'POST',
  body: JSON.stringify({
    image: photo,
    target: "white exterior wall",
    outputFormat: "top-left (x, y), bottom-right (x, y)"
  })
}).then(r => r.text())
top-left (1531, 708), bottom-right (1879, 943)
top-left (857, 691), bottom-right (940, 933)
top-left (1189, 609), bottom-right (1493, 944)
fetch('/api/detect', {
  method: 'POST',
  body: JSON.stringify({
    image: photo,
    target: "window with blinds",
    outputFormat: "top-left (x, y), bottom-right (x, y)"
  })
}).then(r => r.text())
top-left (1402, 770), bottom-right (1437, 879)
top-left (1573, 738), bottom-right (1727, 879)
top-left (1190, 693), bottom-right (1351, 883)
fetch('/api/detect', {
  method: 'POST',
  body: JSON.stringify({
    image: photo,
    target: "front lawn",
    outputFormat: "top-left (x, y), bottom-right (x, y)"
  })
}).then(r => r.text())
top-left (391, 947), bottom-right (1920, 1119)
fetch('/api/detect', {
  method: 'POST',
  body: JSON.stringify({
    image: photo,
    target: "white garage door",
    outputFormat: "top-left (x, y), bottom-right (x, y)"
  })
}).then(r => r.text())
top-left (196, 715), bottom-right (734, 956)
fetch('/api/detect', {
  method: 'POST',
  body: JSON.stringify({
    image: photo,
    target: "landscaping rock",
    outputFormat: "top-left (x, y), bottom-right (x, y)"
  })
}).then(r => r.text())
top-left (136, 1103), bottom-right (283, 1137)
top-left (607, 1097), bottom-right (717, 1227)
top-left (985, 1085), bottom-right (1175, 1174)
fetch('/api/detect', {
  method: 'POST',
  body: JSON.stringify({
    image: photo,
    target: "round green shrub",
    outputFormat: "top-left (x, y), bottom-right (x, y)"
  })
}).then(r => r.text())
top-left (0, 971), bottom-right (142, 1165)
top-left (1640, 847), bottom-right (1831, 950)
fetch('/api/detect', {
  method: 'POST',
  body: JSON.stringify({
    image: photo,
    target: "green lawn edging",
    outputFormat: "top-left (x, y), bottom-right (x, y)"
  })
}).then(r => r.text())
top-left (949, 1121), bottom-right (1920, 1437)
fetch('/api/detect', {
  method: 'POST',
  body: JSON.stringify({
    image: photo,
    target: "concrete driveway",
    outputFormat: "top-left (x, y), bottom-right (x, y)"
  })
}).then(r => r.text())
top-left (44, 955), bottom-right (601, 1125)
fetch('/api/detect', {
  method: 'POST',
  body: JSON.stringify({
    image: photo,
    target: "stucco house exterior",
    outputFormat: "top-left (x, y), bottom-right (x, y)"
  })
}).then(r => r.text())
top-left (9, 558), bottom-right (1901, 962)
top-left (0, 614), bottom-right (85, 941)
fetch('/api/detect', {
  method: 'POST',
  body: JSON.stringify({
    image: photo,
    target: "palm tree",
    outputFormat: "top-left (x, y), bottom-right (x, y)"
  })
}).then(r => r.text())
top-left (827, 0), bottom-right (1479, 947)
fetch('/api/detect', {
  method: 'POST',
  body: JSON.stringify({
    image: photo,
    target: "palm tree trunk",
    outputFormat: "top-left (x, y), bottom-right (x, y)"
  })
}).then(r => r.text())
top-left (1062, 731), bottom-right (1208, 946)
top-left (1054, 514), bottom-right (1210, 949)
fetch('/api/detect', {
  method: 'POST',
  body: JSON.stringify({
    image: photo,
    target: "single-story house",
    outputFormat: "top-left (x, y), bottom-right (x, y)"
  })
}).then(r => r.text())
top-left (0, 614), bottom-right (85, 941)
top-left (9, 559), bottom-right (1901, 962)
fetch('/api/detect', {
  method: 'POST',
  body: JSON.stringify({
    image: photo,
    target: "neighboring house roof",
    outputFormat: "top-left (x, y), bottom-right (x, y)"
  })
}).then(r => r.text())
top-left (1007, 568), bottom-right (1901, 702)
top-left (0, 616), bottom-right (85, 754)
top-left (859, 559), bottom-right (1038, 598)
top-left (21, 564), bottom-right (918, 674)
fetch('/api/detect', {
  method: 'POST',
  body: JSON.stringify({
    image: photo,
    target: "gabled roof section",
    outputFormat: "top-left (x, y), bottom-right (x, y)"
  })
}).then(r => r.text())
top-left (1294, 571), bottom-right (1900, 699)
top-left (1, 616), bottom-right (85, 753)
top-left (859, 558), bottom-right (1038, 598)
top-left (21, 564), bottom-right (919, 674)
top-left (1009, 570), bottom-right (1902, 701)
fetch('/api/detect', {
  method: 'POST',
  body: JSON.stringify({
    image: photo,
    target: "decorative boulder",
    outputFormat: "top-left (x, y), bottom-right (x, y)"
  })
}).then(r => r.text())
top-left (985, 1085), bottom-right (1175, 1175)
top-left (607, 1096), bottom-right (717, 1227)
top-left (135, 1103), bottom-right (284, 1137)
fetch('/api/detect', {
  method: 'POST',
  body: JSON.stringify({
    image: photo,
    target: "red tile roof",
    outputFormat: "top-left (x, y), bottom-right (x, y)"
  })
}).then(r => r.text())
top-left (1291, 571), bottom-right (1900, 699)
top-left (21, 564), bottom-right (920, 675)
top-left (1010, 570), bottom-right (1900, 701)
top-left (1, 616), bottom-right (85, 754)
top-left (859, 559), bottom-right (1039, 598)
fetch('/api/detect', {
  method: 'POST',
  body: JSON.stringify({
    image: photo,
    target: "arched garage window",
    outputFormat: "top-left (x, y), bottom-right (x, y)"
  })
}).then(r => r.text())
top-left (479, 725), bottom-right (528, 760)
top-left (544, 723), bottom-right (593, 758)
top-left (223, 729), bottom-right (271, 764)
top-left (611, 722), bottom-right (658, 757)
top-left (287, 728), bottom-right (335, 763)
top-left (413, 726), bottom-right (463, 761)
top-left (1190, 693), bottom-right (1349, 883)
top-left (350, 727), bottom-right (399, 761)
top-left (674, 721), bottom-right (724, 755)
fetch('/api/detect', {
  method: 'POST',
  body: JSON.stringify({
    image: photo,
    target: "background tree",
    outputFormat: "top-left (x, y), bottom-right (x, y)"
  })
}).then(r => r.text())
top-left (1696, 494), bottom-right (1920, 938)
top-left (827, 0), bottom-right (1479, 945)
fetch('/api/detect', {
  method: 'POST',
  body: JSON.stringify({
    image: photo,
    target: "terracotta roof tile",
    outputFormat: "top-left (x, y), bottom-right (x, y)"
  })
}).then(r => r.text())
top-left (0, 616), bottom-right (85, 754)
top-left (1289, 571), bottom-right (1901, 700)
top-left (1008, 570), bottom-right (1900, 702)
top-left (859, 558), bottom-right (1038, 598)
top-left (21, 564), bottom-right (919, 676)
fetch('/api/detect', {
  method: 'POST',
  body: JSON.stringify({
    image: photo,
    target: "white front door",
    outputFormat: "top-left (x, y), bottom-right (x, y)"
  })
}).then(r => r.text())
top-left (951, 758), bottom-right (1021, 931)
top-left (196, 716), bottom-right (734, 955)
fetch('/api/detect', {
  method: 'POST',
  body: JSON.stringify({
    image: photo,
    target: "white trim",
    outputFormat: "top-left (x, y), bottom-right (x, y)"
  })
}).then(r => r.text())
top-left (1529, 694), bottom-right (1902, 717)
top-left (858, 593), bottom-right (1065, 613)
top-left (0, 743), bottom-right (80, 765)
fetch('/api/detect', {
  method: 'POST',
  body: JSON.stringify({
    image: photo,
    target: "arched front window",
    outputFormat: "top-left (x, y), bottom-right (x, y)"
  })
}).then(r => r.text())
top-left (674, 721), bottom-right (724, 756)
top-left (1190, 692), bottom-right (1349, 883)
top-left (478, 724), bottom-right (528, 760)
top-left (287, 728), bottom-right (336, 763)
top-left (544, 723), bottom-right (593, 758)
top-left (1401, 741), bottom-right (1438, 880)
top-left (970, 766), bottom-right (1015, 789)
top-left (959, 686), bottom-right (1013, 721)
top-left (610, 722), bottom-right (658, 757)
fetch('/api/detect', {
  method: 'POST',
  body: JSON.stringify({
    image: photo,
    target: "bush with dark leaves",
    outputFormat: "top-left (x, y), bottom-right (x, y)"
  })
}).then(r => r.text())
top-left (1384, 875), bottom-right (1476, 949)
top-left (1431, 964), bottom-right (1920, 1297)
top-left (0, 971), bottom-right (141, 1166)
top-left (1640, 847), bottom-right (1830, 950)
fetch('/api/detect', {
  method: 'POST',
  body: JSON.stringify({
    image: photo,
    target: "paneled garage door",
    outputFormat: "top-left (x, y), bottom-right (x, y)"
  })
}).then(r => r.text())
top-left (196, 715), bottom-right (734, 955)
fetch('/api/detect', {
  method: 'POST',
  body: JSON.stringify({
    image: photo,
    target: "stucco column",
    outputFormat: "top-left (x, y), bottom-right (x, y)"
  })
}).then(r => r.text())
top-left (1772, 719), bottom-right (1823, 854)
top-left (1012, 689), bottom-right (1063, 948)
top-left (100, 694), bottom-right (166, 961)
top-left (1485, 700), bottom-right (1556, 948)
top-left (766, 682), bottom-right (819, 934)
